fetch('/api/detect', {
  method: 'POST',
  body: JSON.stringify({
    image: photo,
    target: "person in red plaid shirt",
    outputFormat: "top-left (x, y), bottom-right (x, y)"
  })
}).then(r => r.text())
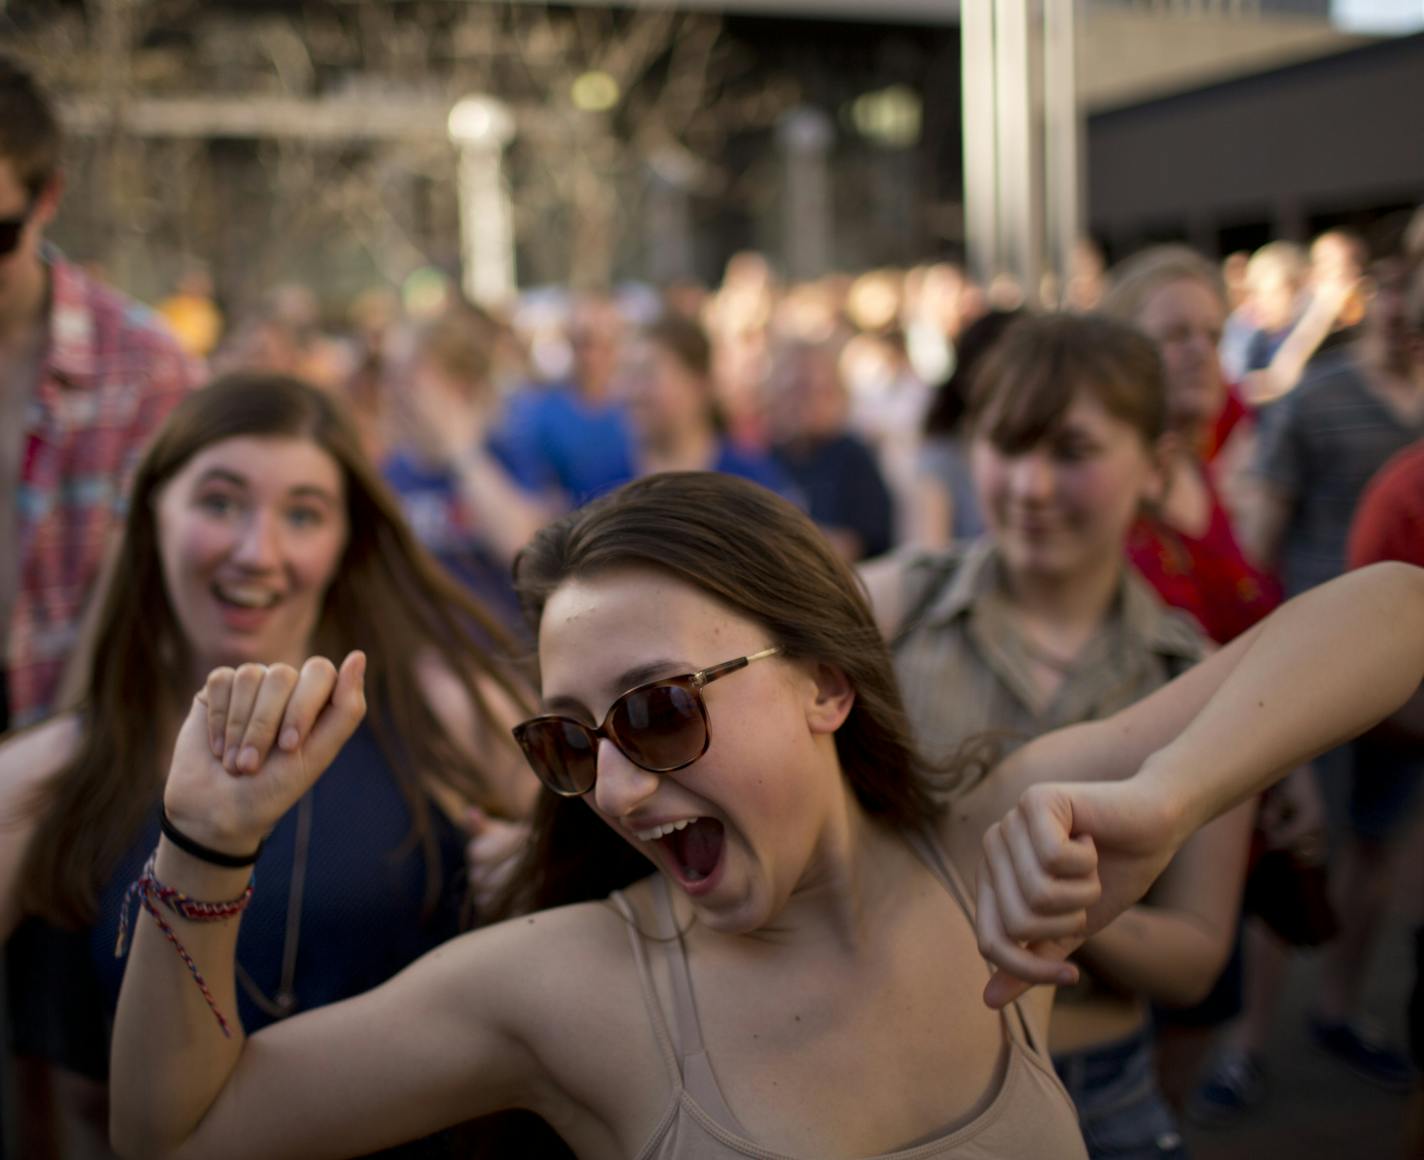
top-left (0, 56), bottom-right (200, 732)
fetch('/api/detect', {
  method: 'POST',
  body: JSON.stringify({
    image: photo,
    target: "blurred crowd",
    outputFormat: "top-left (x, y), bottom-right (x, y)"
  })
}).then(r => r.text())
top-left (3, 48), bottom-right (1424, 1160)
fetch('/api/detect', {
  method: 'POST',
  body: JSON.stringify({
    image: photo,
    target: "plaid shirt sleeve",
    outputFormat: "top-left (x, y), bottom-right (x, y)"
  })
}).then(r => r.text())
top-left (5, 259), bottom-right (202, 728)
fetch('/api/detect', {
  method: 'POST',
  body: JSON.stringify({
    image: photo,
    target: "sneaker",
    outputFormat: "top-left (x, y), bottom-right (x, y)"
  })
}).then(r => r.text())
top-left (1308, 1016), bottom-right (1414, 1092)
top-left (1188, 1048), bottom-right (1267, 1127)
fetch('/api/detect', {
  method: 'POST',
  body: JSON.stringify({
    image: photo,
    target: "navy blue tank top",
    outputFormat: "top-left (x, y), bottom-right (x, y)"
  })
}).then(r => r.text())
top-left (8, 723), bottom-right (467, 1076)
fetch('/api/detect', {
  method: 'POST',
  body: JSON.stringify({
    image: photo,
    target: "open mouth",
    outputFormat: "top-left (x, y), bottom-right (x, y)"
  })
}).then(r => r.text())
top-left (659, 817), bottom-right (725, 885)
top-left (213, 582), bottom-right (282, 610)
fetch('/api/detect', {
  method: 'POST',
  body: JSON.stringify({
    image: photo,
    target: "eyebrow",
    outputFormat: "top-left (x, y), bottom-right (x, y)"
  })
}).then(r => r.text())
top-left (540, 657), bottom-right (691, 716)
top-left (195, 468), bottom-right (339, 507)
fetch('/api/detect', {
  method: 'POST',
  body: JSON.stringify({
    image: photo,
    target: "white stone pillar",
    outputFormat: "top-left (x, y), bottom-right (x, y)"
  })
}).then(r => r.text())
top-left (448, 95), bottom-right (516, 307)
top-left (961, 0), bottom-right (999, 289)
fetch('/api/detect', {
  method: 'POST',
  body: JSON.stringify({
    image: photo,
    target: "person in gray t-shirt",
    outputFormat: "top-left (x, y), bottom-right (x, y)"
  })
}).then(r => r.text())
top-left (1243, 258), bottom-right (1424, 598)
top-left (1236, 254), bottom-right (1424, 1092)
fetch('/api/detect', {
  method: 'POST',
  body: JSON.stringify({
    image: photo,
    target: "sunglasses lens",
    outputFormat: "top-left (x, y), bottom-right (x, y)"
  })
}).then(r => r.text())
top-left (515, 720), bottom-right (598, 795)
top-left (0, 221), bottom-right (22, 256)
top-left (611, 682), bottom-right (707, 772)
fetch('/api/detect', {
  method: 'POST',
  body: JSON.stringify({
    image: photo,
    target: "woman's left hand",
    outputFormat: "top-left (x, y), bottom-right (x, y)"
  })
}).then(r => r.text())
top-left (975, 777), bottom-right (1186, 1008)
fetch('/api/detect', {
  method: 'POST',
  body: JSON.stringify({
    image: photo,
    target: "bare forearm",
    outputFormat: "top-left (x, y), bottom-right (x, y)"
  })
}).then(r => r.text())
top-left (1077, 799), bottom-right (1250, 1006)
top-left (110, 840), bottom-right (251, 1158)
top-left (1144, 562), bottom-right (1424, 835)
top-left (1077, 906), bottom-right (1230, 1007)
top-left (1245, 294), bottom-right (1343, 405)
top-left (451, 450), bottom-right (553, 563)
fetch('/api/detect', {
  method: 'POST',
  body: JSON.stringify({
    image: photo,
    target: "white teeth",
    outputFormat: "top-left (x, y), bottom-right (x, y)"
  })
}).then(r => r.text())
top-left (634, 817), bottom-right (699, 842)
top-left (215, 584), bottom-right (280, 609)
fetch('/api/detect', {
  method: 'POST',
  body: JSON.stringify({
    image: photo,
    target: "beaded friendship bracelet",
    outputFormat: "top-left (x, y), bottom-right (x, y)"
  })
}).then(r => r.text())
top-left (115, 850), bottom-right (255, 1038)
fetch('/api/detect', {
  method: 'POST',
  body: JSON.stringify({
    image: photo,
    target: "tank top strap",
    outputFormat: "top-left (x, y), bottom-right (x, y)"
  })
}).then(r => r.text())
top-left (903, 824), bottom-right (1057, 1066)
top-left (902, 823), bottom-right (976, 921)
top-left (649, 875), bottom-right (708, 1058)
top-left (609, 888), bottom-right (682, 1086)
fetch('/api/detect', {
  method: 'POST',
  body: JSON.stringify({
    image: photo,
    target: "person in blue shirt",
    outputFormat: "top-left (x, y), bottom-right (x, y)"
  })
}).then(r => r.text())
top-left (495, 295), bottom-right (637, 507)
top-left (382, 308), bottom-right (552, 632)
top-left (767, 337), bottom-right (894, 562)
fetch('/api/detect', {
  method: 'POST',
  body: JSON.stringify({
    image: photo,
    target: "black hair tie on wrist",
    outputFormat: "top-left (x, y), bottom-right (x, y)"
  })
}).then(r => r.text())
top-left (160, 805), bottom-right (265, 868)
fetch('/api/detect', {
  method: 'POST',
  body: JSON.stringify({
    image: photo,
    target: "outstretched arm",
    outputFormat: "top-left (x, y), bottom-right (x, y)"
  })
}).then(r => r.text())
top-left (969, 562), bottom-right (1424, 1006)
top-left (109, 655), bottom-right (594, 1159)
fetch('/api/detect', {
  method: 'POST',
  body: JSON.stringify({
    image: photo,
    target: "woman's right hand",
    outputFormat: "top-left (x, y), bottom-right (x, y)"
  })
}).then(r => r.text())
top-left (163, 652), bottom-right (367, 855)
top-left (975, 776), bottom-right (1186, 1008)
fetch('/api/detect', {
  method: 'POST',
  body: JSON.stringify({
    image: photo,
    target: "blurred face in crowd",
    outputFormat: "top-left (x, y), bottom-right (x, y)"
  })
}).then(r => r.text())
top-left (1364, 258), bottom-right (1424, 378)
top-left (621, 337), bottom-right (712, 445)
top-left (569, 298), bottom-right (624, 400)
top-left (0, 159), bottom-right (58, 332)
top-left (1133, 277), bottom-right (1227, 437)
top-left (1246, 265), bottom-right (1300, 333)
top-left (1310, 232), bottom-right (1366, 287)
top-left (155, 436), bottom-right (349, 675)
top-left (768, 346), bottom-right (846, 444)
top-left (972, 391), bottom-right (1165, 585)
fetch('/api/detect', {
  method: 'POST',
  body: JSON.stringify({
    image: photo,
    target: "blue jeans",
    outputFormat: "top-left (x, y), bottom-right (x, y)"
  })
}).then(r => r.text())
top-left (1054, 1027), bottom-right (1187, 1160)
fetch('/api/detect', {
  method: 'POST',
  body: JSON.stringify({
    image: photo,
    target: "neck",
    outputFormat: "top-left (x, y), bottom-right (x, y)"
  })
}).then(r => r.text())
top-left (1004, 554), bottom-right (1122, 635)
top-left (749, 797), bottom-right (916, 958)
top-left (577, 373), bottom-right (611, 405)
top-left (640, 424), bottom-right (717, 474)
top-left (1169, 414), bottom-right (1205, 454)
top-left (0, 254), bottom-right (48, 350)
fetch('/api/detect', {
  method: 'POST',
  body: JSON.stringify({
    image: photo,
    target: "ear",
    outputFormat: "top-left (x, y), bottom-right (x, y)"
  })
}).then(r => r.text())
top-left (804, 662), bottom-right (855, 736)
top-left (1142, 430), bottom-right (1179, 509)
top-left (30, 173), bottom-right (63, 231)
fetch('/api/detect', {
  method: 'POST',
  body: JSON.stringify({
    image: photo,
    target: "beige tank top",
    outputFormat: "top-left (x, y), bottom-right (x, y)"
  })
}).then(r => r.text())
top-left (612, 829), bottom-right (1089, 1160)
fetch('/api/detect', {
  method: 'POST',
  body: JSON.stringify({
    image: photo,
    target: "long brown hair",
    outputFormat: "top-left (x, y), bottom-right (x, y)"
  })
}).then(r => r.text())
top-left (499, 472), bottom-right (943, 915)
top-left (20, 372), bottom-right (529, 927)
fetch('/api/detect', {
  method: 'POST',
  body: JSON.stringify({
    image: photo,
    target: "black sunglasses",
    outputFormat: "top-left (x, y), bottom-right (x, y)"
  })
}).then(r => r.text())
top-left (512, 646), bottom-right (781, 796)
top-left (0, 201), bottom-right (32, 257)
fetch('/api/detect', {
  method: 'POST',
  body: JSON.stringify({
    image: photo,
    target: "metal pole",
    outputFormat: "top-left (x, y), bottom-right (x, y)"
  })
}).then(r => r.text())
top-left (994, 0), bottom-right (1041, 304)
top-left (961, 0), bottom-right (999, 286)
top-left (1043, 0), bottom-right (1082, 305)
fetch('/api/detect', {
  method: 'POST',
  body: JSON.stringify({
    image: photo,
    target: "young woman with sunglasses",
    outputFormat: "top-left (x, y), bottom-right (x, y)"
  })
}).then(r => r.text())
top-left (109, 472), bottom-right (1424, 1160)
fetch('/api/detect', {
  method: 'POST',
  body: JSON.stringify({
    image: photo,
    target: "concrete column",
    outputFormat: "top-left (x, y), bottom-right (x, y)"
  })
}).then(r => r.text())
top-left (961, 0), bottom-right (1083, 307)
top-left (448, 95), bottom-right (516, 307)
top-left (994, 0), bottom-right (1041, 300)
top-left (646, 148), bottom-right (698, 285)
top-left (1043, 0), bottom-right (1082, 298)
top-left (962, 0), bottom-right (999, 288)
